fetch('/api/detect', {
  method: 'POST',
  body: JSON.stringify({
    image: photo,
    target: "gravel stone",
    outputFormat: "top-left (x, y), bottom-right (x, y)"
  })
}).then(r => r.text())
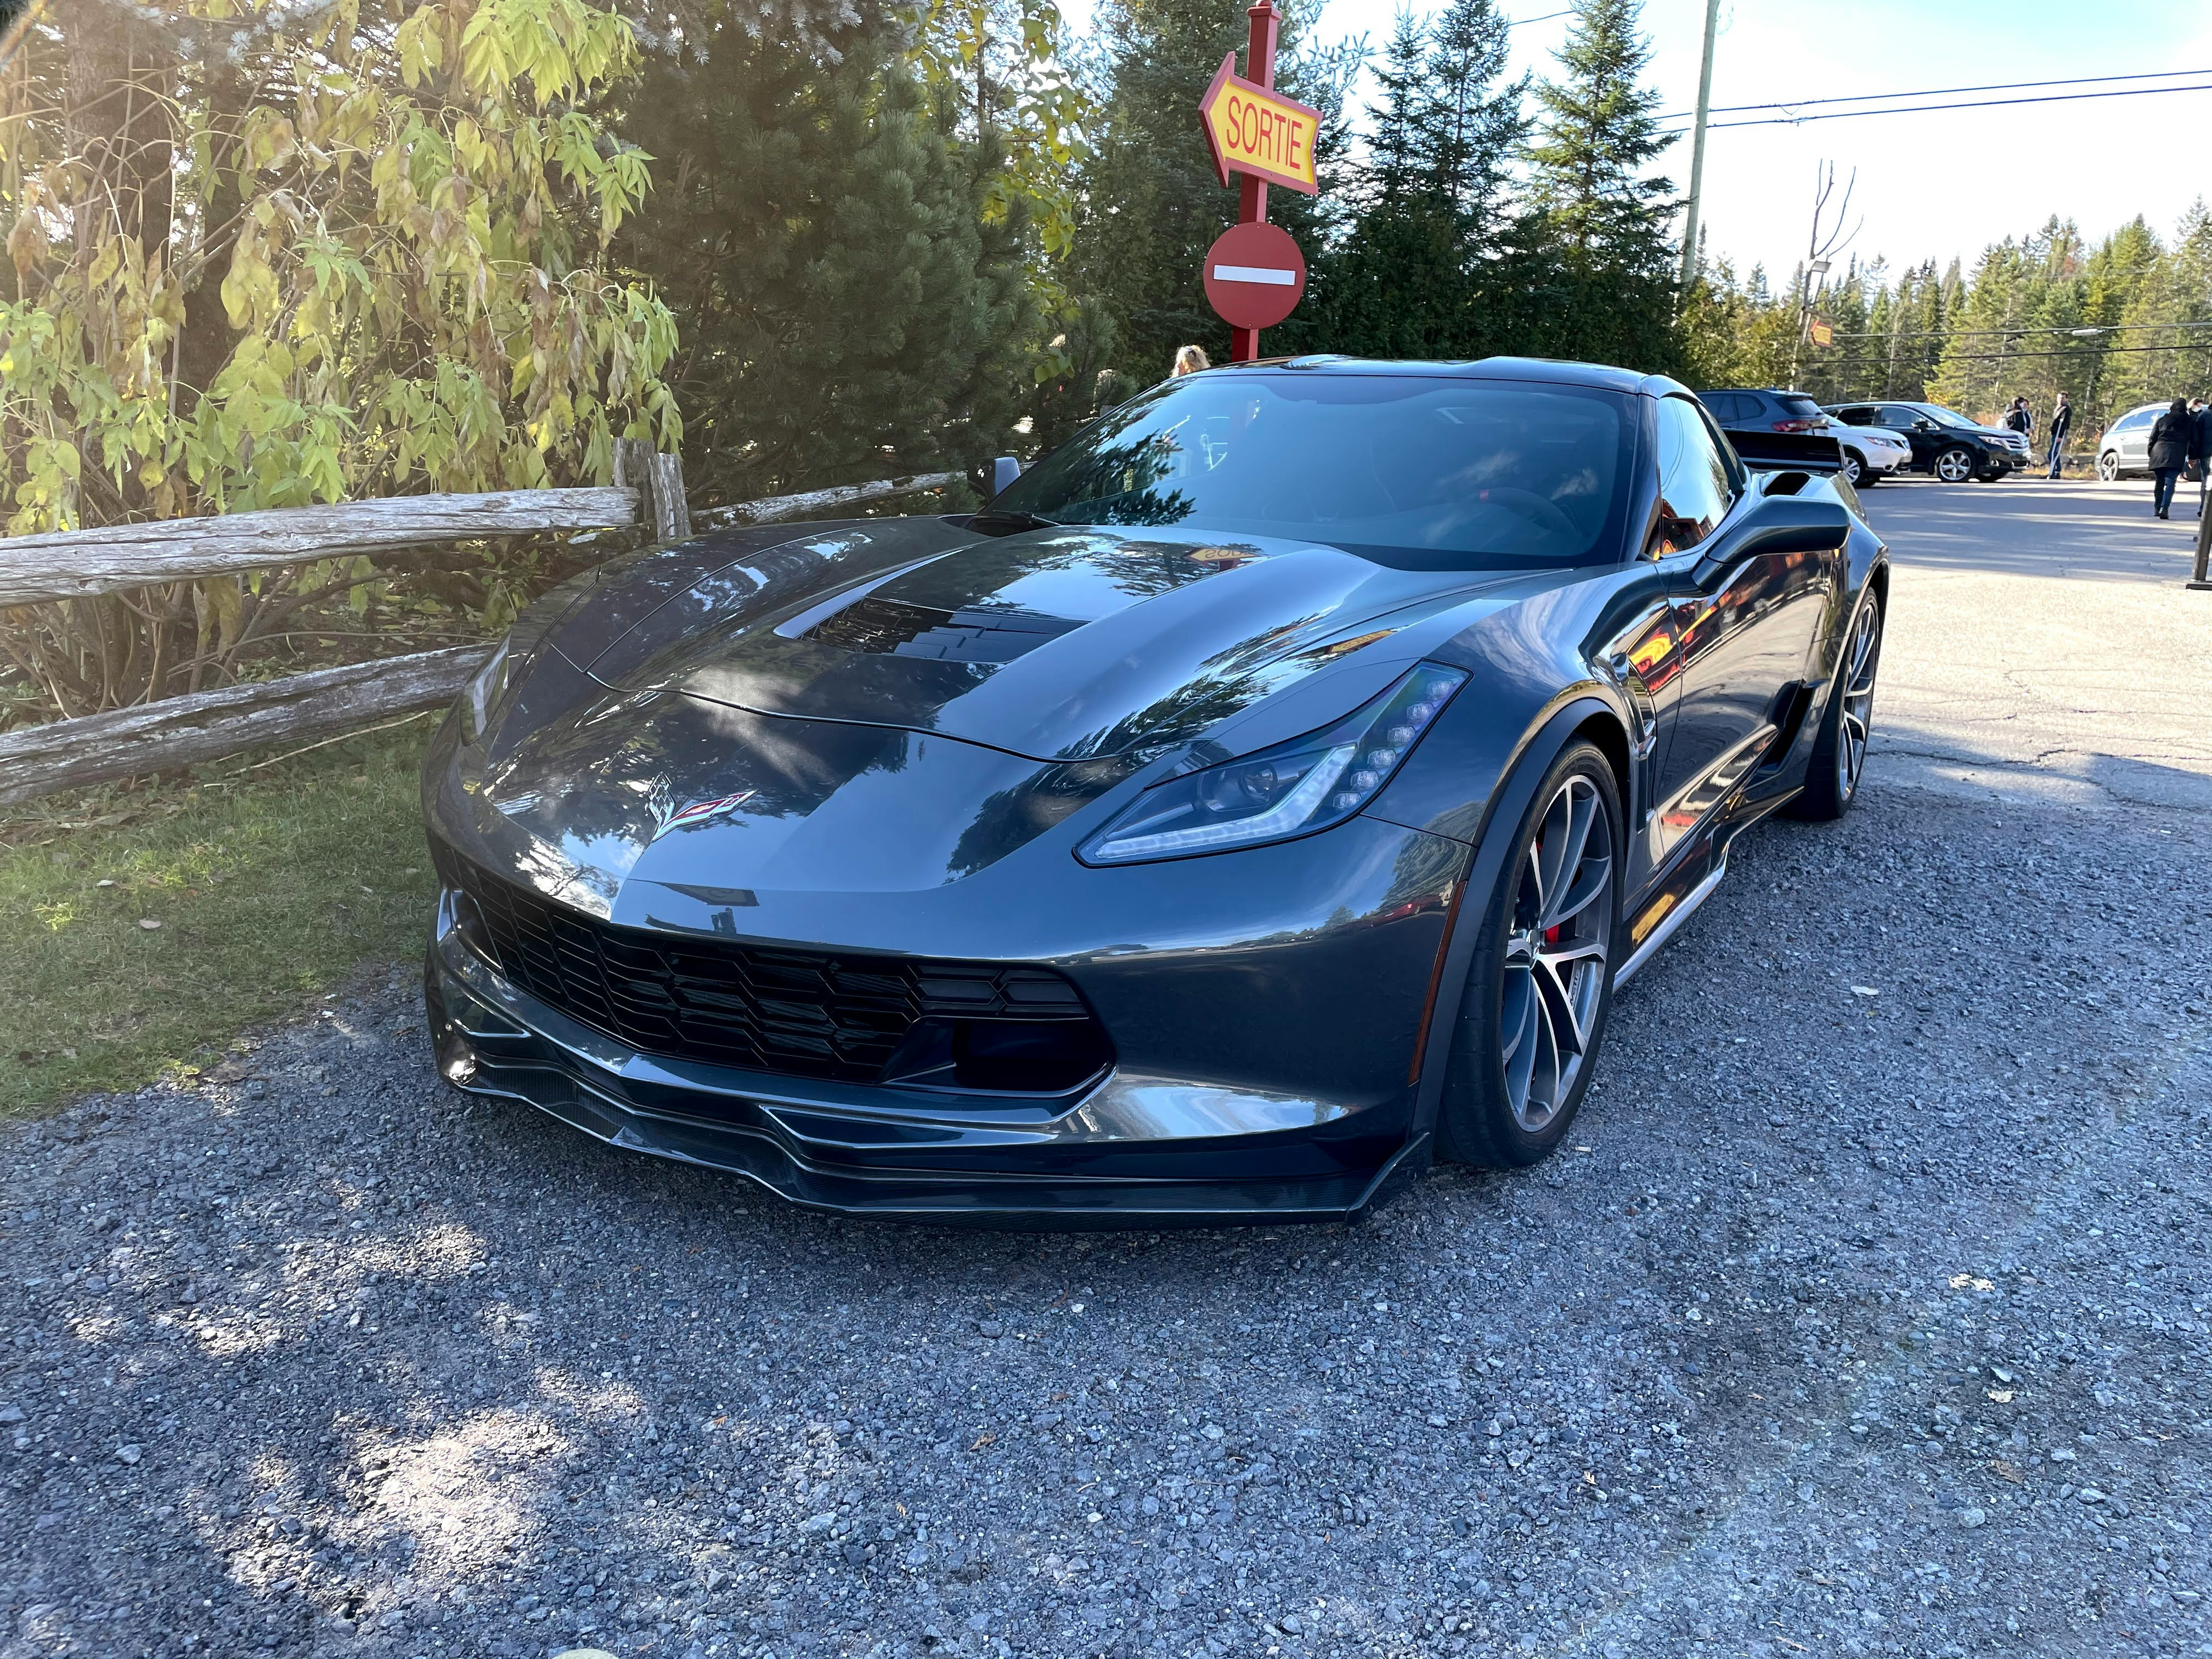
top-left (2, 775), bottom-right (2207, 1659)
top-left (5, 487), bottom-right (2212, 1657)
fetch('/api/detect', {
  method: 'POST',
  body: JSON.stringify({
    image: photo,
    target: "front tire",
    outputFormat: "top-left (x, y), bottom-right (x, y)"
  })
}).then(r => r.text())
top-left (1790, 592), bottom-right (1883, 821)
top-left (1438, 742), bottom-right (1621, 1167)
top-left (1842, 448), bottom-right (1866, 486)
top-left (1935, 447), bottom-right (1975, 483)
top-left (2097, 450), bottom-right (2120, 481)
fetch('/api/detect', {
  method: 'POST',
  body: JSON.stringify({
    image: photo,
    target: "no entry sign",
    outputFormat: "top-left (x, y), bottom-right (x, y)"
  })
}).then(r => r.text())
top-left (1203, 221), bottom-right (1307, 331)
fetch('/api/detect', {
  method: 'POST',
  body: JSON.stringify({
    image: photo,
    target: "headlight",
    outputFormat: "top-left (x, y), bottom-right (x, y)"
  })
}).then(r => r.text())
top-left (458, 641), bottom-right (511, 747)
top-left (1077, 663), bottom-right (1468, 865)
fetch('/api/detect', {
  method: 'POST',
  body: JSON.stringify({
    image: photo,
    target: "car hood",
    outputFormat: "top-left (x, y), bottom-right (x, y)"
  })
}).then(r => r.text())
top-left (584, 522), bottom-right (1526, 763)
top-left (449, 520), bottom-right (1556, 909)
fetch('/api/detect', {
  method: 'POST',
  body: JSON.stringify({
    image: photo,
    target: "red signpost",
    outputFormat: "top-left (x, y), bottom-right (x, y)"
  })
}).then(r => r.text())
top-left (1197, 0), bottom-right (1318, 360)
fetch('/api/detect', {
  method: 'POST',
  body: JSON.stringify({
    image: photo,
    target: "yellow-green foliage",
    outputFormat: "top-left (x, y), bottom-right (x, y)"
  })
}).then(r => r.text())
top-left (0, 0), bottom-right (680, 538)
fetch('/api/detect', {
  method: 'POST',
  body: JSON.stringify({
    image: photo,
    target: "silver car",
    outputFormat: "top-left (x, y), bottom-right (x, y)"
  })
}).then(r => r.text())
top-left (2096, 403), bottom-right (2170, 479)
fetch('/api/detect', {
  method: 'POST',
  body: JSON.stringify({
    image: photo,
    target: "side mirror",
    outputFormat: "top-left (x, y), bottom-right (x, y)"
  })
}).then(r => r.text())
top-left (1912, 419), bottom-right (1936, 431)
top-left (1689, 495), bottom-right (1852, 589)
top-left (992, 455), bottom-right (1023, 496)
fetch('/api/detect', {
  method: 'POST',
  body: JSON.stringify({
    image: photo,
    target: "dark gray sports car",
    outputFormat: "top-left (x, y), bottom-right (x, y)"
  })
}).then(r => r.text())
top-left (421, 357), bottom-right (1887, 1223)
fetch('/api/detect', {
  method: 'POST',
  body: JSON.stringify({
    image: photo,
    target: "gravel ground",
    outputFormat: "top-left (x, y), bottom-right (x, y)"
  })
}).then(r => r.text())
top-left (4, 777), bottom-right (2211, 1659)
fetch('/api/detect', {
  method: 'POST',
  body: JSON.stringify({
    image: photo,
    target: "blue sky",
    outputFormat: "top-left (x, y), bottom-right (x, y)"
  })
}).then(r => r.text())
top-left (1064, 0), bottom-right (2212, 282)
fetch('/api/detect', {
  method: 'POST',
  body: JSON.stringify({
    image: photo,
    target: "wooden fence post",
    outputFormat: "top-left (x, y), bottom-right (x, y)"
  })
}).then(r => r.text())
top-left (615, 439), bottom-right (692, 545)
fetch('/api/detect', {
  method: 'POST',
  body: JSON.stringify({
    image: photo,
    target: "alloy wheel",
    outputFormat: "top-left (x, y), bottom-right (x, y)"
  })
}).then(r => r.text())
top-left (1936, 448), bottom-right (1974, 483)
top-left (2097, 451), bottom-right (2119, 481)
top-left (1835, 601), bottom-right (1882, 802)
top-left (1499, 775), bottom-right (1613, 1133)
top-left (1842, 450), bottom-right (1864, 485)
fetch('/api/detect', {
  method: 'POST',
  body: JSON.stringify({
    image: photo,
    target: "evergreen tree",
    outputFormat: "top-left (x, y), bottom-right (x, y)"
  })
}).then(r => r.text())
top-left (617, 18), bottom-right (1035, 504)
top-left (1071, 0), bottom-right (1348, 379)
top-left (2109, 201), bottom-right (2212, 414)
top-left (1522, 0), bottom-right (1678, 369)
top-left (1307, 0), bottom-right (1525, 360)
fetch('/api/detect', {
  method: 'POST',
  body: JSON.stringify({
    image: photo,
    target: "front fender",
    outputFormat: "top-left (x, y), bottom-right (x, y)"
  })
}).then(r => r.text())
top-left (1388, 695), bottom-right (1629, 1141)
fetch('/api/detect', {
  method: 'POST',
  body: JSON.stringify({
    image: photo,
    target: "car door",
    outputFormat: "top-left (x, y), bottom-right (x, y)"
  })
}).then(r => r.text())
top-left (2117, 408), bottom-right (2154, 469)
top-left (1878, 404), bottom-right (1938, 467)
top-left (1649, 396), bottom-right (1838, 864)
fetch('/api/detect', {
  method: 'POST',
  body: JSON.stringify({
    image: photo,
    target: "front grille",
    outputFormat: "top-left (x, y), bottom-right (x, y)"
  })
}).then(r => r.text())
top-left (433, 844), bottom-right (1104, 1088)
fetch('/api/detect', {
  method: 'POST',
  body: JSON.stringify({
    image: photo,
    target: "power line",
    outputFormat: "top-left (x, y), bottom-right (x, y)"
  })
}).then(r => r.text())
top-left (1660, 80), bottom-right (2212, 132)
top-left (1830, 320), bottom-right (2212, 343)
top-left (1657, 66), bottom-right (2212, 123)
top-left (1820, 343), bottom-right (2212, 368)
top-left (1505, 9), bottom-right (1574, 26)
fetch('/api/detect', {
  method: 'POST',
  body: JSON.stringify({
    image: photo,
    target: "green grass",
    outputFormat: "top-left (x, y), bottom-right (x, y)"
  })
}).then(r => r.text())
top-left (1, 720), bottom-right (444, 1118)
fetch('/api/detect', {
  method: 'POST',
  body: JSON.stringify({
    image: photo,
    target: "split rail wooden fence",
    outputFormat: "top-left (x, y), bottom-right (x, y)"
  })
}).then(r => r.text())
top-left (0, 444), bottom-right (963, 805)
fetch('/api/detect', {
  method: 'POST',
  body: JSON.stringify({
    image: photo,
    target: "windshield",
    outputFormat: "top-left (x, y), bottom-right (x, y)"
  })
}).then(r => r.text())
top-left (1912, 403), bottom-right (1983, 430)
top-left (989, 374), bottom-right (1637, 569)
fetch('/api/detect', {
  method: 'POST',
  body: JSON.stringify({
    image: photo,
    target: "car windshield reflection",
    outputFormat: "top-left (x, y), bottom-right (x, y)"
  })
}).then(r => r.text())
top-left (990, 374), bottom-right (1637, 571)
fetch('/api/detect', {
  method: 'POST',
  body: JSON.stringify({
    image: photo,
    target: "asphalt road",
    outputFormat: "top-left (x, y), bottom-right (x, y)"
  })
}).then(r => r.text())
top-left (3, 478), bottom-right (2210, 1659)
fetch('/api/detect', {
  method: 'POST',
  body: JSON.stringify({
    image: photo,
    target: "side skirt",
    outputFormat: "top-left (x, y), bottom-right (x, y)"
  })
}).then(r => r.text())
top-left (1616, 857), bottom-right (1728, 989)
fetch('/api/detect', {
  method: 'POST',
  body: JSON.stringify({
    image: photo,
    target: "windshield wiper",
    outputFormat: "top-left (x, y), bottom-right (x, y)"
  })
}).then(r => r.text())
top-left (968, 507), bottom-right (1060, 535)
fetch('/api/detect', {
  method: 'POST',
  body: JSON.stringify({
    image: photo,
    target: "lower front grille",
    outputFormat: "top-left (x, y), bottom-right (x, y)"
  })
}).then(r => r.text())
top-left (432, 843), bottom-right (1109, 1091)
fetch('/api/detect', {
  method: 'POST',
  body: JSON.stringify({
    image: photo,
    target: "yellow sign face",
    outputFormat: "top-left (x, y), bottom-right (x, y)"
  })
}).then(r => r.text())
top-left (1199, 52), bottom-right (1321, 196)
top-left (1808, 318), bottom-right (1835, 347)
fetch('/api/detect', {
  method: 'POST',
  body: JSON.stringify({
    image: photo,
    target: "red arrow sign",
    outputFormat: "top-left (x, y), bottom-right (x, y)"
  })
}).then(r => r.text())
top-left (1202, 221), bottom-right (1307, 331)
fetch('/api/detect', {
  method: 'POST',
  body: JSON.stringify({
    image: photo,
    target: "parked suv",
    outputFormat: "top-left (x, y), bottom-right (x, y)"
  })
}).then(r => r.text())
top-left (2096, 403), bottom-right (2169, 479)
top-left (1697, 388), bottom-right (1906, 487)
top-left (1824, 401), bottom-right (2022, 482)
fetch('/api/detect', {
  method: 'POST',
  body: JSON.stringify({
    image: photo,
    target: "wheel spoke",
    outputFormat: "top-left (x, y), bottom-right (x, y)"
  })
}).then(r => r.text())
top-left (1526, 989), bottom-right (1562, 1128)
top-left (1532, 953), bottom-right (1592, 1057)
top-left (1502, 964), bottom-right (1538, 1109)
top-left (1545, 855), bottom-right (1612, 930)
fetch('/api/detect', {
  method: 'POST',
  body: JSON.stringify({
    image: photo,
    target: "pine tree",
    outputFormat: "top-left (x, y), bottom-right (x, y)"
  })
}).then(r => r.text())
top-left (617, 19), bottom-right (1035, 504)
top-left (1071, 0), bottom-right (1348, 379)
top-left (1306, 0), bottom-right (1525, 361)
top-left (1522, 0), bottom-right (1679, 370)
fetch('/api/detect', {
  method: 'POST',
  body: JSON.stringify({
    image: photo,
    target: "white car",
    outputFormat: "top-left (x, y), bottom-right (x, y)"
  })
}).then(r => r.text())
top-left (1822, 420), bottom-right (1910, 488)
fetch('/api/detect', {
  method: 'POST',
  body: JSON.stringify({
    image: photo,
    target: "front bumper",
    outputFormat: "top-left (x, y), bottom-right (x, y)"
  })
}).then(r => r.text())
top-left (424, 902), bottom-right (1432, 1227)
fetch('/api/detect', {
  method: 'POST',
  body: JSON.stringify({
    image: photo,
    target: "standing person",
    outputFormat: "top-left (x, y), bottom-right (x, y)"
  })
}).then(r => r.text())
top-left (1170, 345), bottom-right (1210, 378)
top-left (2045, 392), bottom-right (2073, 478)
top-left (2147, 398), bottom-right (2193, 518)
top-left (2191, 396), bottom-right (2211, 519)
top-left (2004, 395), bottom-right (2033, 441)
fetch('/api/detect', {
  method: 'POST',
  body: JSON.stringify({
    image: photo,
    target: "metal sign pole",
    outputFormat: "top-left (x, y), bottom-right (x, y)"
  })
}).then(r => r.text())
top-left (1231, 0), bottom-right (1279, 363)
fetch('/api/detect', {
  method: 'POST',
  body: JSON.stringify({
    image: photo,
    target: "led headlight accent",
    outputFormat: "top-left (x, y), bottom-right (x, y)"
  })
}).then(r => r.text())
top-left (1079, 663), bottom-right (1469, 865)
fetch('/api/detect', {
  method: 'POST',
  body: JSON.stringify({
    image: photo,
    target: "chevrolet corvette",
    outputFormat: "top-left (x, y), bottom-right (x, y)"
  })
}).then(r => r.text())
top-left (421, 357), bottom-right (1887, 1223)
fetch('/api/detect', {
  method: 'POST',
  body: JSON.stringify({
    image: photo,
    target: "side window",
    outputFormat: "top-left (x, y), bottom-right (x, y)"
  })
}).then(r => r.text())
top-left (1880, 405), bottom-right (1924, 428)
top-left (1699, 393), bottom-right (1740, 422)
top-left (1835, 406), bottom-right (1873, 426)
top-left (1652, 396), bottom-right (1737, 552)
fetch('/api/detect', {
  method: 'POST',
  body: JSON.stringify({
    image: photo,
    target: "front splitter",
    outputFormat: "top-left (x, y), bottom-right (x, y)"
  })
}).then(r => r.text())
top-left (425, 946), bottom-right (1426, 1230)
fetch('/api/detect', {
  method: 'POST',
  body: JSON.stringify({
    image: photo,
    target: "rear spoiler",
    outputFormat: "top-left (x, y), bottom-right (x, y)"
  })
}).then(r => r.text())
top-left (1726, 430), bottom-right (1845, 474)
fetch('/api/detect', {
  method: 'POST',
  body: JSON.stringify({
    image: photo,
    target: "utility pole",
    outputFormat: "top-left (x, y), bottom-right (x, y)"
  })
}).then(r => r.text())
top-left (1676, 0), bottom-right (1721, 292)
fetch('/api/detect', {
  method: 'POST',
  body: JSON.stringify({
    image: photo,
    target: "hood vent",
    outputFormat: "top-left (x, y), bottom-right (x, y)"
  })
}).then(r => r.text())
top-left (807, 595), bottom-right (1081, 665)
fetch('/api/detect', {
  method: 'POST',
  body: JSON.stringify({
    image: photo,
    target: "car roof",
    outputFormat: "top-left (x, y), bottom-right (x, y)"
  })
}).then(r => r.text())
top-left (1225, 354), bottom-right (1680, 398)
top-left (1697, 387), bottom-right (1813, 397)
